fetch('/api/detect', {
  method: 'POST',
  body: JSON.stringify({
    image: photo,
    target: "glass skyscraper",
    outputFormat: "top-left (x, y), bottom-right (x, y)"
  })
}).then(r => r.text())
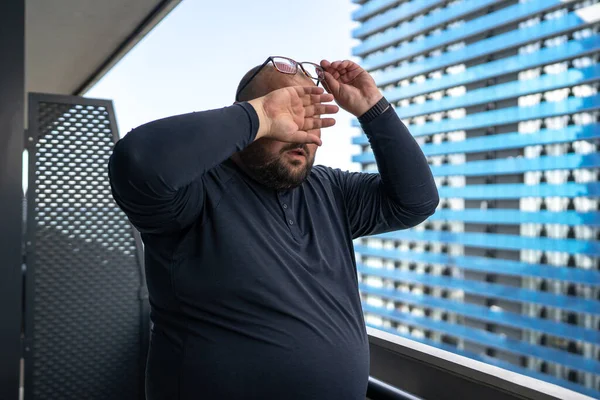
top-left (350, 0), bottom-right (600, 397)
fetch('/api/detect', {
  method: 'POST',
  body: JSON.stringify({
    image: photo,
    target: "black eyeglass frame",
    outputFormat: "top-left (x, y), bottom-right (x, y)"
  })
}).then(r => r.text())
top-left (235, 56), bottom-right (324, 102)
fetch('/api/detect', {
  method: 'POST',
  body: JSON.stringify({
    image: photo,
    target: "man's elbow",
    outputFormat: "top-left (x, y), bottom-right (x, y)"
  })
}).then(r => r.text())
top-left (422, 191), bottom-right (440, 216)
top-left (407, 185), bottom-right (440, 214)
top-left (383, 180), bottom-right (440, 228)
top-left (109, 140), bottom-right (131, 182)
top-left (402, 192), bottom-right (440, 228)
top-left (108, 135), bottom-right (152, 194)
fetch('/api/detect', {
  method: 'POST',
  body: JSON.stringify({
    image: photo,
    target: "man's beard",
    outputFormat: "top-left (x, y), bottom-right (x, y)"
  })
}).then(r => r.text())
top-left (237, 141), bottom-right (314, 191)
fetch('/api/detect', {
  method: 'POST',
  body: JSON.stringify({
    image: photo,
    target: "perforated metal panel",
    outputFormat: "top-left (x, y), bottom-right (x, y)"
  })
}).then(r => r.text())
top-left (24, 93), bottom-right (148, 400)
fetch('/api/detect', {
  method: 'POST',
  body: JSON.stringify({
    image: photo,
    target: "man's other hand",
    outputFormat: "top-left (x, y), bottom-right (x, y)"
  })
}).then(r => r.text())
top-left (320, 59), bottom-right (383, 118)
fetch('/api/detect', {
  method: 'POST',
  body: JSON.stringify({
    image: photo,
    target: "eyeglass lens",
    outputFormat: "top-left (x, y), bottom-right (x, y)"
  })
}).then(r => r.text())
top-left (272, 57), bottom-right (297, 74)
top-left (272, 57), bottom-right (323, 81)
top-left (300, 63), bottom-right (325, 81)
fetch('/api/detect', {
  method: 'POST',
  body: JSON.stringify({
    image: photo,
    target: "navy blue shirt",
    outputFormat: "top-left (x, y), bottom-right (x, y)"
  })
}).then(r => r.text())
top-left (108, 102), bottom-right (438, 400)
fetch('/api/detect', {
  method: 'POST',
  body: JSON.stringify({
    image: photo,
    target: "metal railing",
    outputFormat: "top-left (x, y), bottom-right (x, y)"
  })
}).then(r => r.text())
top-left (367, 377), bottom-right (423, 400)
top-left (367, 327), bottom-right (597, 400)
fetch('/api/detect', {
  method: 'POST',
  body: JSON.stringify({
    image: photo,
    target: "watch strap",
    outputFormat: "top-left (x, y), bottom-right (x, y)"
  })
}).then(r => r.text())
top-left (358, 96), bottom-right (390, 124)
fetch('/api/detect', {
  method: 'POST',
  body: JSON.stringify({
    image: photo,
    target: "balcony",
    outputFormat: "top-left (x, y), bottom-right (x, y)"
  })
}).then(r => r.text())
top-left (1, 0), bottom-right (598, 399)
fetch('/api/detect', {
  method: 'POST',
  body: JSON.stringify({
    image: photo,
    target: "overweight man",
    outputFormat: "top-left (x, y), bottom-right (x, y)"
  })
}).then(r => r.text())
top-left (108, 56), bottom-right (439, 399)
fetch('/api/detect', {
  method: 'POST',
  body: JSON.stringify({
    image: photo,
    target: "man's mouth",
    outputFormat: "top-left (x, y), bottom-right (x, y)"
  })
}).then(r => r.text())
top-left (286, 148), bottom-right (307, 157)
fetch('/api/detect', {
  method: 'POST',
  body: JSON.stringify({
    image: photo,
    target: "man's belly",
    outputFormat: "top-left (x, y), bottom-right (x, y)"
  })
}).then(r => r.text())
top-left (146, 318), bottom-right (369, 400)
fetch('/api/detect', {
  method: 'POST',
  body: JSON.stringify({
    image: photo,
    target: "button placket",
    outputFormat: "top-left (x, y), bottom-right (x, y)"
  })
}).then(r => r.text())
top-left (278, 191), bottom-right (297, 236)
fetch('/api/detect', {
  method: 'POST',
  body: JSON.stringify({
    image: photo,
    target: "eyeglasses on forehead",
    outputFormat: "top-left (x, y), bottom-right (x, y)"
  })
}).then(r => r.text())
top-left (235, 56), bottom-right (324, 102)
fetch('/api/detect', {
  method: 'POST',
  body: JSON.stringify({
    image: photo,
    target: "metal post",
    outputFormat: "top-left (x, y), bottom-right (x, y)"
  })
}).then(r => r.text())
top-left (0, 0), bottom-right (25, 398)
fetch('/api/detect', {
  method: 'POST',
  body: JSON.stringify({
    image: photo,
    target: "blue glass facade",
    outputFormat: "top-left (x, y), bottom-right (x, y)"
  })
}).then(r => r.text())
top-left (351, 0), bottom-right (600, 396)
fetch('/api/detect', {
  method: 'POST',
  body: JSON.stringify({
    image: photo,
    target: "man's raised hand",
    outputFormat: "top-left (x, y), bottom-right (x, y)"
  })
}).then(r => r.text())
top-left (248, 86), bottom-right (339, 146)
top-left (320, 59), bottom-right (383, 118)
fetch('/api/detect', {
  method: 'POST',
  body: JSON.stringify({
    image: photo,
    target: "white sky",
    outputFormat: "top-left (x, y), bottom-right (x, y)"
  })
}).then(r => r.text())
top-left (85, 0), bottom-right (363, 172)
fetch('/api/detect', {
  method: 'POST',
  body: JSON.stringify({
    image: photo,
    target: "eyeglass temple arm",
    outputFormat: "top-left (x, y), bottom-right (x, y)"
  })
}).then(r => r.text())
top-left (235, 57), bottom-right (273, 101)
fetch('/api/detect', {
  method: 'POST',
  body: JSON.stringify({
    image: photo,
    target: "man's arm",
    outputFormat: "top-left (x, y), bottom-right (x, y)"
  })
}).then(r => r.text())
top-left (319, 59), bottom-right (439, 239)
top-left (332, 104), bottom-right (439, 239)
top-left (108, 103), bottom-right (259, 234)
top-left (108, 86), bottom-right (336, 234)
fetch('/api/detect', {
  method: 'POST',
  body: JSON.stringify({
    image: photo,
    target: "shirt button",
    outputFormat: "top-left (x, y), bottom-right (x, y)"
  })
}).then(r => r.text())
top-left (283, 204), bottom-right (288, 209)
top-left (288, 219), bottom-right (294, 225)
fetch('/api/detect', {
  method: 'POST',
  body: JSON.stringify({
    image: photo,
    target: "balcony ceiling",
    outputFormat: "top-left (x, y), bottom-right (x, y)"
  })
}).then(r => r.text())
top-left (25, 0), bottom-right (181, 95)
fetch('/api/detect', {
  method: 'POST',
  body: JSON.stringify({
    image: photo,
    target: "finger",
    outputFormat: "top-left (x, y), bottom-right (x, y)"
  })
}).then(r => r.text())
top-left (307, 128), bottom-right (323, 145)
top-left (345, 61), bottom-right (362, 74)
top-left (332, 60), bottom-right (360, 78)
top-left (331, 60), bottom-right (342, 69)
top-left (328, 61), bottom-right (363, 84)
top-left (289, 131), bottom-right (322, 146)
top-left (321, 77), bottom-right (332, 94)
top-left (294, 85), bottom-right (325, 97)
top-left (304, 104), bottom-right (340, 117)
top-left (320, 118), bottom-right (336, 129)
top-left (321, 63), bottom-right (340, 79)
top-left (326, 62), bottom-right (342, 78)
top-left (303, 116), bottom-right (336, 131)
top-left (320, 59), bottom-right (331, 69)
top-left (302, 93), bottom-right (335, 106)
top-left (323, 71), bottom-right (341, 94)
top-left (341, 66), bottom-right (363, 83)
top-left (315, 93), bottom-right (335, 103)
top-left (320, 104), bottom-right (339, 115)
top-left (306, 132), bottom-right (323, 146)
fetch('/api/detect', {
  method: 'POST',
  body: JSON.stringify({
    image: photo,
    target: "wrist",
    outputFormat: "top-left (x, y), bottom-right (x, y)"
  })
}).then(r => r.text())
top-left (247, 98), bottom-right (271, 140)
top-left (352, 90), bottom-right (384, 117)
top-left (358, 96), bottom-right (390, 124)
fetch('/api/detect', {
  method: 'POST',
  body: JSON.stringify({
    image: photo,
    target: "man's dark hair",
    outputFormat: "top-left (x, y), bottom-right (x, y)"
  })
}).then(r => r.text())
top-left (236, 64), bottom-right (269, 102)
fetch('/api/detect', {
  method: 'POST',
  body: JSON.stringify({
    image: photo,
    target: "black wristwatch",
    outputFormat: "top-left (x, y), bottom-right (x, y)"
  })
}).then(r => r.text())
top-left (358, 96), bottom-right (390, 124)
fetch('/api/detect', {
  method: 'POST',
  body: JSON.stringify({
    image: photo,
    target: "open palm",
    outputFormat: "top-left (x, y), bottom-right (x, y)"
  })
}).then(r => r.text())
top-left (259, 86), bottom-right (338, 144)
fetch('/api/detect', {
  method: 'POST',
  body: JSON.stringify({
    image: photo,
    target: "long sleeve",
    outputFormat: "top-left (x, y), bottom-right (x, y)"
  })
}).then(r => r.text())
top-left (331, 106), bottom-right (439, 239)
top-left (108, 102), bottom-right (259, 234)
